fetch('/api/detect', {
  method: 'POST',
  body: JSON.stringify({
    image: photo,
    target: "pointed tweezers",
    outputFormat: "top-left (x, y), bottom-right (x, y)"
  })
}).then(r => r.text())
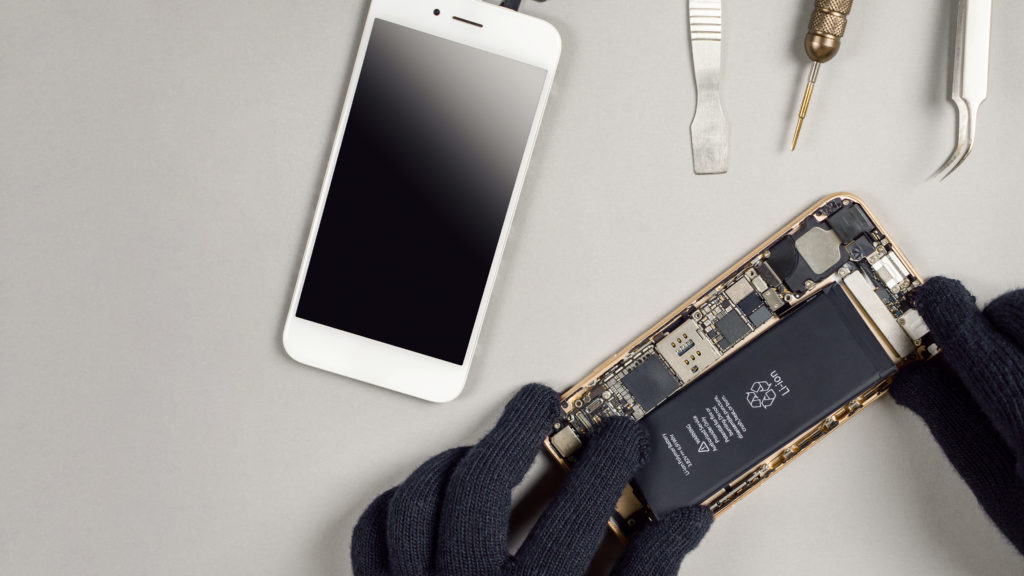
top-left (935, 0), bottom-right (992, 180)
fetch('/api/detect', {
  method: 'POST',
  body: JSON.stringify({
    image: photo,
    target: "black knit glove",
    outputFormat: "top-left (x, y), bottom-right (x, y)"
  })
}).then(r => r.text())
top-left (351, 384), bottom-right (712, 576)
top-left (889, 277), bottom-right (1024, 554)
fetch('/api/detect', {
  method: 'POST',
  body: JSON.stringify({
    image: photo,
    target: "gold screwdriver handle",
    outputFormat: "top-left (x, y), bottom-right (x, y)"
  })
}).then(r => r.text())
top-left (805, 0), bottom-right (853, 63)
top-left (810, 0), bottom-right (853, 38)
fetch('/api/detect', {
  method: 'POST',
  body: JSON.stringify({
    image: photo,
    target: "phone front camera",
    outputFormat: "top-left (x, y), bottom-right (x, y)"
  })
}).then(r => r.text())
top-left (433, 9), bottom-right (440, 15)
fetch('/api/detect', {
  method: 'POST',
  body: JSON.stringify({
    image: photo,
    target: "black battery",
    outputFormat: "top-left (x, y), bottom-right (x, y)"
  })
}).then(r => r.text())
top-left (633, 283), bottom-right (896, 517)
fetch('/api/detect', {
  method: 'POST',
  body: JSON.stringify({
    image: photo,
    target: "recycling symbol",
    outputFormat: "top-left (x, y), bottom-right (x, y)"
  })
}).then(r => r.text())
top-left (746, 380), bottom-right (777, 409)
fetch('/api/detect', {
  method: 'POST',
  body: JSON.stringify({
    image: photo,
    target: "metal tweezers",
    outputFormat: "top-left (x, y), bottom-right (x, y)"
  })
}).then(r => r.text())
top-left (935, 0), bottom-right (992, 180)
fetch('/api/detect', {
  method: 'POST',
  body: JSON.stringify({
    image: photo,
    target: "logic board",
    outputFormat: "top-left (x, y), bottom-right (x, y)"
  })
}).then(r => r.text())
top-left (544, 194), bottom-right (934, 536)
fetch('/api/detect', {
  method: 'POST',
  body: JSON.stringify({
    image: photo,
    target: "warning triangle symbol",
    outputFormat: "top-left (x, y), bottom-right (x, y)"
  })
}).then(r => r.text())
top-left (698, 442), bottom-right (710, 453)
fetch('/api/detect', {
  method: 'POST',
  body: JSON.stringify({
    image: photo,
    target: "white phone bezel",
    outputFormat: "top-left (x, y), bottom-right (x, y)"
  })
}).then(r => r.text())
top-left (282, 0), bottom-right (561, 402)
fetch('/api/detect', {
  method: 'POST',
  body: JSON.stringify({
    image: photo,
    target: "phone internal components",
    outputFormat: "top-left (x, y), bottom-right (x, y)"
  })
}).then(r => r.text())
top-left (633, 284), bottom-right (896, 517)
top-left (755, 263), bottom-right (782, 288)
top-left (725, 278), bottom-right (754, 305)
top-left (840, 268), bottom-right (916, 357)
top-left (869, 251), bottom-right (911, 290)
top-left (829, 204), bottom-right (874, 243)
top-left (748, 306), bottom-right (773, 327)
top-left (846, 234), bottom-right (876, 261)
top-left (749, 273), bottom-right (769, 294)
top-left (550, 425), bottom-right (583, 458)
top-left (794, 226), bottom-right (843, 274)
top-left (621, 355), bottom-right (683, 412)
top-left (655, 318), bottom-right (722, 386)
top-left (715, 309), bottom-right (751, 349)
top-left (546, 198), bottom-right (928, 531)
top-left (898, 309), bottom-right (930, 342)
top-left (767, 223), bottom-right (849, 292)
top-left (761, 289), bottom-right (784, 311)
top-left (736, 293), bottom-right (762, 316)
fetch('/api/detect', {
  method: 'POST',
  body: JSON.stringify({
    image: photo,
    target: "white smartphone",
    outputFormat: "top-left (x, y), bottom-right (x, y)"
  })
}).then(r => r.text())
top-left (283, 0), bottom-right (561, 402)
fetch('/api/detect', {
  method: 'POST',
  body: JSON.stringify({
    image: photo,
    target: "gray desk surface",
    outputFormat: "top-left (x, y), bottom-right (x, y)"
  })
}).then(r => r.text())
top-left (3, 1), bottom-right (1023, 574)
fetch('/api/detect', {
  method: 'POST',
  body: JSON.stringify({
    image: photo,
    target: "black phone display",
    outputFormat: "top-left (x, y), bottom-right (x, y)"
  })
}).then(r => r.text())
top-left (296, 20), bottom-right (547, 365)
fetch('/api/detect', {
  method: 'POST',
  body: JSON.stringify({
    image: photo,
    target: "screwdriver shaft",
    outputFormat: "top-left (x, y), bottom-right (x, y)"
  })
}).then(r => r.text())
top-left (789, 0), bottom-right (853, 150)
top-left (791, 62), bottom-right (820, 150)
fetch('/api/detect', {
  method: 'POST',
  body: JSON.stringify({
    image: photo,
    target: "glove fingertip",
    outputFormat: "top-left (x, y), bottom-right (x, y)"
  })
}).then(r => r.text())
top-left (888, 360), bottom-right (943, 407)
top-left (659, 505), bottom-right (714, 541)
top-left (351, 488), bottom-right (396, 576)
top-left (613, 505), bottom-right (713, 576)
top-left (915, 277), bottom-right (978, 336)
top-left (590, 416), bottom-right (651, 468)
top-left (510, 383), bottom-right (562, 424)
top-left (984, 289), bottom-right (1024, 349)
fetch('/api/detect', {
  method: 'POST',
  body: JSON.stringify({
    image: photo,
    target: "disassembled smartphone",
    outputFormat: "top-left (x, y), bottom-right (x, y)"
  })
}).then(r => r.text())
top-left (544, 194), bottom-right (935, 537)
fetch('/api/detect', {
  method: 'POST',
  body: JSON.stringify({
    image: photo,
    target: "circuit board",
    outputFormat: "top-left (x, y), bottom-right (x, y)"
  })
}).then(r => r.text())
top-left (545, 195), bottom-right (933, 531)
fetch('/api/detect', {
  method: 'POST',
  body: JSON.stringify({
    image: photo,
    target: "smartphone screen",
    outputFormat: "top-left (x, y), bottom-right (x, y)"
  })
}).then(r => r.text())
top-left (296, 19), bottom-right (548, 366)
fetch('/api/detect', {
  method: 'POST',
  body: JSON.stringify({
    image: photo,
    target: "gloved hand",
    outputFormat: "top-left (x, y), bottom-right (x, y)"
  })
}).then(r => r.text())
top-left (351, 384), bottom-right (712, 576)
top-left (889, 277), bottom-right (1024, 554)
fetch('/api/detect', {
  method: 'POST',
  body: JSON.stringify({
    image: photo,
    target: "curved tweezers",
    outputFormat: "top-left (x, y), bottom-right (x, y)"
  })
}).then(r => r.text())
top-left (935, 0), bottom-right (991, 180)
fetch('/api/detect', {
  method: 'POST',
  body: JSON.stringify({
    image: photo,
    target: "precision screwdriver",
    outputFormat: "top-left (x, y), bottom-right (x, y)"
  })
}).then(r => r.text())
top-left (791, 0), bottom-right (854, 150)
